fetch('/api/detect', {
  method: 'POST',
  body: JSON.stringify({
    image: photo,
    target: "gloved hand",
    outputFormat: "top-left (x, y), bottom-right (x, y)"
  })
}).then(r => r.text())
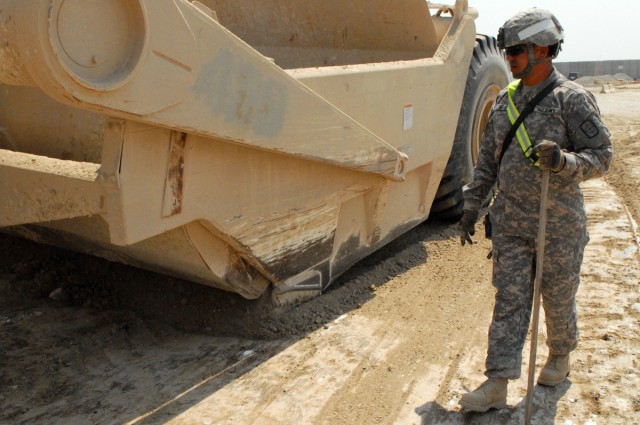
top-left (459, 210), bottom-right (478, 246)
top-left (532, 140), bottom-right (566, 172)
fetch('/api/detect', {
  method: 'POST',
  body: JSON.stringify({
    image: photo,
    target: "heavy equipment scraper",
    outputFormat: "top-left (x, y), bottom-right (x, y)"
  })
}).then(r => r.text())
top-left (0, 0), bottom-right (509, 304)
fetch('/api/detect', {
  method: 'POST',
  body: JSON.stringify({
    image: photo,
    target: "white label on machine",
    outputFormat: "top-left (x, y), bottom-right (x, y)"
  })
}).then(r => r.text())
top-left (403, 105), bottom-right (413, 131)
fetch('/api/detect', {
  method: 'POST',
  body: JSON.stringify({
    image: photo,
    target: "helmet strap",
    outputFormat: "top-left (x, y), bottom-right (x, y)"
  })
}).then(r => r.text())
top-left (513, 44), bottom-right (555, 79)
top-left (513, 44), bottom-right (536, 79)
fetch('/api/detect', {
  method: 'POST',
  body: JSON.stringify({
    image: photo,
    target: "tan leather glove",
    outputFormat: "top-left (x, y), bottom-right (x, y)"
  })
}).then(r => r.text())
top-left (532, 140), bottom-right (566, 172)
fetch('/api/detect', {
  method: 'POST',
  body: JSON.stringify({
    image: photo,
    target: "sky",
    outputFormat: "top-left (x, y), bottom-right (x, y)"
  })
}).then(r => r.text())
top-left (470, 0), bottom-right (640, 62)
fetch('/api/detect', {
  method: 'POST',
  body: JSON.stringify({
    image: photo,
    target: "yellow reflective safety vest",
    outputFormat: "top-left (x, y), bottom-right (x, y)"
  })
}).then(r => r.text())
top-left (506, 80), bottom-right (539, 165)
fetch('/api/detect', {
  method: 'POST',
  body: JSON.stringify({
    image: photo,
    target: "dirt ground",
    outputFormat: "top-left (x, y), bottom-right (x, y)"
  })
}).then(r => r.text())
top-left (1, 85), bottom-right (639, 425)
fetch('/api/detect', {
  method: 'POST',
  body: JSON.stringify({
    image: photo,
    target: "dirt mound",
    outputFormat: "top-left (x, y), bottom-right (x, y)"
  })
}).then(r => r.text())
top-left (575, 73), bottom-right (634, 86)
top-left (614, 72), bottom-right (634, 82)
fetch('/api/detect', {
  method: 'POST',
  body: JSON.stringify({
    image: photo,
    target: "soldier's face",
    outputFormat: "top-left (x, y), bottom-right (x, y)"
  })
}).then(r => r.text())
top-left (506, 44), bottom-right (529, 76)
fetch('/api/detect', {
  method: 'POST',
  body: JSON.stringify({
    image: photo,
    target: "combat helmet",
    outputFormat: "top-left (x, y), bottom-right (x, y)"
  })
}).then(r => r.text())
top-left (497, 8), bottom-right (564, 77)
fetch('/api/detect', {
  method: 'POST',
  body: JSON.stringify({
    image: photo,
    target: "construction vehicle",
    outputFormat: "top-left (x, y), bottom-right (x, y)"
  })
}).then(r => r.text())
top-left (0, 0), bottom-right (509, 304)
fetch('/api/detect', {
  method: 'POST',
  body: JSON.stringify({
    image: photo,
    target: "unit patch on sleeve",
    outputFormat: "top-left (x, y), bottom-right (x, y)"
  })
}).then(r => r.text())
top-left (580, 119), bottom-right (599, 138)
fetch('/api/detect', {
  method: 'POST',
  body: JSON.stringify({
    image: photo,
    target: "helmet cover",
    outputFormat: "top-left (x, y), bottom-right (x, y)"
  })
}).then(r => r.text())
top-left (497, 8), bottom-right (564, 49)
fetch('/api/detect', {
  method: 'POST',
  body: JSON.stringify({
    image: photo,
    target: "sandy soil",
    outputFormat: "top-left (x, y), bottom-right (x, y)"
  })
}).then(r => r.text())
top-left (1, 86), bottom-right (639, 425)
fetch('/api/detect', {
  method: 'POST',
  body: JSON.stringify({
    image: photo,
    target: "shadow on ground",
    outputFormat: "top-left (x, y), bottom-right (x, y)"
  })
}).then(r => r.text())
top-left (416, 380), bottom-right (571, 424)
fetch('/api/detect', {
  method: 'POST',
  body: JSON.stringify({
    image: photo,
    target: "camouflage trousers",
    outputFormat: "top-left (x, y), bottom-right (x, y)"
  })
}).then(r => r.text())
top-left (484, 230), bottom-right (588, 379)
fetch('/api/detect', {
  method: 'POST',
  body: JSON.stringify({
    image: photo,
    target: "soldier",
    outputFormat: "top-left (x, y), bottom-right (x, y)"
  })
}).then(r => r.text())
top-left (458, 8), bottom-right (613, 412)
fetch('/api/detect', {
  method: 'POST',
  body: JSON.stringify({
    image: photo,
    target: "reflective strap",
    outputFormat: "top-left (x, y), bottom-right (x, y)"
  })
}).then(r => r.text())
top-left (517, 18), bottom-right (558, 41)
top-left (506, 80), bottom-right (539, 165)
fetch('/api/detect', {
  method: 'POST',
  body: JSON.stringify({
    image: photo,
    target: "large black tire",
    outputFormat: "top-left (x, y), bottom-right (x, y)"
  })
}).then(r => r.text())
top-left (430, 35), bottom-right (510, 220)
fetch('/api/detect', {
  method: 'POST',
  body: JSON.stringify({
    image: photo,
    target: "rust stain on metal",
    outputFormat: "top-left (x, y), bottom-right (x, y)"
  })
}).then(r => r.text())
top-left (162, 131), bottom-right (186, 217)
top-left (232, 203), bottom-right (339, 280)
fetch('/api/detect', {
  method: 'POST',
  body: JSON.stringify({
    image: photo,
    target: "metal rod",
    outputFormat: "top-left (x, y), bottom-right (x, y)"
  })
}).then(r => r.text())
top-left (524, 169), bottom-right (550, 425)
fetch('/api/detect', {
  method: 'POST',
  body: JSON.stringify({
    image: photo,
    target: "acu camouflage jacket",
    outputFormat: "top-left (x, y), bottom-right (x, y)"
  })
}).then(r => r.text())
top-left (463, 68), bottom-right (613, 238)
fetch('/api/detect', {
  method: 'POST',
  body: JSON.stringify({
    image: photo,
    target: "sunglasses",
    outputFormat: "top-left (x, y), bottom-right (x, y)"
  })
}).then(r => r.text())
top-left (505, 45), bottom-right (527, 57)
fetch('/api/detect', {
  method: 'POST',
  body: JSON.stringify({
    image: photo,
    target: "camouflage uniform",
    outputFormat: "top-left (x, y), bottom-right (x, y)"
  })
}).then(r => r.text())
top-left (463, 68), bottom-right (613, 379)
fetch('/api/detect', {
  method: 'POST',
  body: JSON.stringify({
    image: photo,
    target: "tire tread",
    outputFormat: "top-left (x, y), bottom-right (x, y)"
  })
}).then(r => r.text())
top-left (430, 35), bottom-right (508, 220)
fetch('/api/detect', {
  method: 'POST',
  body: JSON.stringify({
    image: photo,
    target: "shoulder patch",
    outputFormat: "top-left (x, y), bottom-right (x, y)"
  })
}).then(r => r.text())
top-left (580, 119), bottom-right (599, 138)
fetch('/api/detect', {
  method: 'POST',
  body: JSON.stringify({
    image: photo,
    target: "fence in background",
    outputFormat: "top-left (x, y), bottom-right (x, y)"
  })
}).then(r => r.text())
top-left (555, 60), bottom-right (640, 80)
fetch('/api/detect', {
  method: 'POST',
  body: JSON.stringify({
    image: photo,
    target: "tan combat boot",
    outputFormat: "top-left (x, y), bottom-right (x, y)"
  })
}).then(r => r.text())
top-left (537, 354), bottom-right (570, 386)
top-left (459, 378), bottom-right (508, 412)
